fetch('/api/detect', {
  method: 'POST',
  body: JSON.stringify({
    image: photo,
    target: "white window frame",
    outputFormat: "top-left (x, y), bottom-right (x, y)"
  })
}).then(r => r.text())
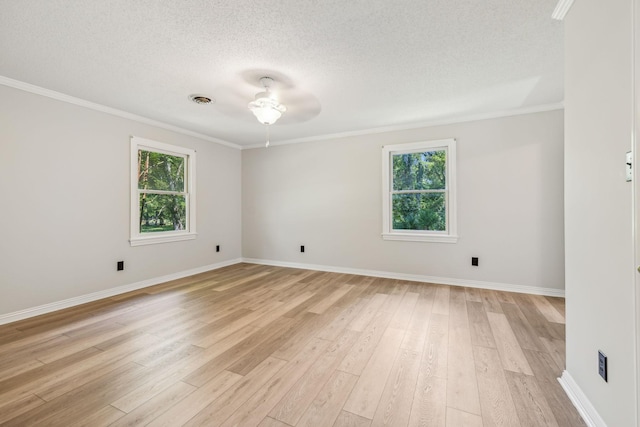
top-left (130, 136), bottom-right (197, 246)
top-left (382, 138), bottom-right (458, 243)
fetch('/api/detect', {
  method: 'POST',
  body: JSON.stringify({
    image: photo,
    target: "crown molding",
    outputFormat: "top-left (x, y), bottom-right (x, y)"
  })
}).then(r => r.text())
top-left (0, 75), bottom-right (242, 150)
top-left (1, 74), bottom-right (564, 152)
top-left (552, 0), bottom-right (575, 20)
top-left (243, 102), bottom-right (565, 150)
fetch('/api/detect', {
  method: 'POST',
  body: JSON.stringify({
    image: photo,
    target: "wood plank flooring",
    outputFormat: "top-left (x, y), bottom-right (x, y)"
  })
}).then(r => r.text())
top-left (0, 263), bottom-right (585, 426)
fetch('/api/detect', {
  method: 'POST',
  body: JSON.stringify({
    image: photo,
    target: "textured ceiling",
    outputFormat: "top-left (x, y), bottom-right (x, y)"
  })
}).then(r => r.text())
top-left (0, 0), bottom-right (563, 147)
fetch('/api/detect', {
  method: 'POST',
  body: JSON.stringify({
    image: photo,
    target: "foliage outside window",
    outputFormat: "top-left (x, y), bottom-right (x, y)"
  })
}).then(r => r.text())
top-left (382, 139), bottom-right (457, 243)
top-left (130, 137), bottom-right (196, 246)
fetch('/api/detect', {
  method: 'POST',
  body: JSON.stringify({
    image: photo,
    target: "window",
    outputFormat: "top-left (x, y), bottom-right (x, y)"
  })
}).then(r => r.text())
top-left (130, 136), bottom-right (196, 246)
top-left (382, 139), bottom-right (457, 243)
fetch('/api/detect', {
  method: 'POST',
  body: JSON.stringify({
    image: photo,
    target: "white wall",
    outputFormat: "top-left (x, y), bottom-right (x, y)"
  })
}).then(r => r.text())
top-left (0, 84), bottom-right (242, 318)
top-left (564, 0), bottom-right (638, 425)
top-left (243, 110), bottom-right (565, 293)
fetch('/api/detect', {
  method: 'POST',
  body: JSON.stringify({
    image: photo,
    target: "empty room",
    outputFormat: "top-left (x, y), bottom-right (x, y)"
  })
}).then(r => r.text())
top-left (0, 0), bottom-right (638, 426)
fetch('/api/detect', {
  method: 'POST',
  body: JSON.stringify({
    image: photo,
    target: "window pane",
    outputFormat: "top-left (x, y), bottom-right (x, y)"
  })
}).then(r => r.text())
top-left (392, 193), bottom-right (446, 231)
top-left (139, 193), bottom-right (187, 233)
top-left (138, 150), bottom-right (185, 192)
top-left (392, 150), bottom-right (446, 191)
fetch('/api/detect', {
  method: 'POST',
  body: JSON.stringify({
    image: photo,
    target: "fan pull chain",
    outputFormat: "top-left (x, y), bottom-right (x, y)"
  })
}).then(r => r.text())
top-left (265, 125), bottom-right (270, 148)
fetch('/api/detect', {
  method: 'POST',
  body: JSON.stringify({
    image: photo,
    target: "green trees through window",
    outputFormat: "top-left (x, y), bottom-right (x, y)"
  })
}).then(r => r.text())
top-left (391, 150), bottom-right (447, 231)
top-left (130, 136), bottom-right (196, 246)
top-left (138, 150), bottom-right (187, 233)
top-left (382, 138), bottom-right (456, 242)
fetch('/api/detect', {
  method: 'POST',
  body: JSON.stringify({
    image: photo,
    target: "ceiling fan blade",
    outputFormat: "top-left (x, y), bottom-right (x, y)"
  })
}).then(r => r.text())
top-left (211, 85), bottom-right (255, 119)
top-left (277, 91), bottom-right (322, 124)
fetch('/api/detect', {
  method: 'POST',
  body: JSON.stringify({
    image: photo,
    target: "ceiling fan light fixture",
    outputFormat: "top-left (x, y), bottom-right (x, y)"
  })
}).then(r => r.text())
top-left (248, 96), bottom-right (286, 125)
top-left (248, 77), bottom-right (287, 125)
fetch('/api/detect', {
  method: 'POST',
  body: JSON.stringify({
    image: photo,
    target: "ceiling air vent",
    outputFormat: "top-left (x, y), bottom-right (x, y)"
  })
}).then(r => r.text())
top-left (189, 94), bottom-right (214, 104)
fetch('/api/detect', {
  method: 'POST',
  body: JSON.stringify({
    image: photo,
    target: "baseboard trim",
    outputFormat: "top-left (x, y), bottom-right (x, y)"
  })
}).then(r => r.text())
top-left (242, 258), bottom-right (565, 297)
top-left (558, 371), bottom-right (607, 427)
top-left (0, 257), bottom-right (564, 326)
top-left (0, 258), bottom-right (243, 326)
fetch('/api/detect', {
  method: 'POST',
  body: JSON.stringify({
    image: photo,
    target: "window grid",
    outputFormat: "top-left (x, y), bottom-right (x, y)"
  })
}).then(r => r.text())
top-left (130, 137), bottom-right (197, 246)
top-left (382, 139), bottom-right (457, 243)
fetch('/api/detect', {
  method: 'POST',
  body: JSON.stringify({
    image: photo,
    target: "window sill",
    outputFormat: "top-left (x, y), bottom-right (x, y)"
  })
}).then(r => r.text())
top-left (382, 232), bottom-right (458, 243)
top-left (130, 232), bottom-right (197, 247)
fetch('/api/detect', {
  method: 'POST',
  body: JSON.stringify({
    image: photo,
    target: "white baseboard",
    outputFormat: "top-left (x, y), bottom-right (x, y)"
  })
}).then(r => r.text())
top-left (0, 257), bottom-right (564, 326)
top-left (558, 371), bottom-right (607, 427)
top-left (0, 258), bottom-right (243, 326)
top-left (242, 258), bottom-right (565, 297)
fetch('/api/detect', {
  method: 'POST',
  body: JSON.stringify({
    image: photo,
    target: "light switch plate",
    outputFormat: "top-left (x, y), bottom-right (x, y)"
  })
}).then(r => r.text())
top-left (626, 151), bottom-right (632, 182)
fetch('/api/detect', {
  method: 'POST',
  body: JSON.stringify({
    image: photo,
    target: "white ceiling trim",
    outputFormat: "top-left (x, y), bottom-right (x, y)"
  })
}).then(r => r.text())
top-left (0, 73), bottom-right (563, 152)
top-left (243, 102), bottom-right (565, 150)
top-left (552, 0), bottom-right (575, 20)
top-left (0, 75), bottom-right (241, 150)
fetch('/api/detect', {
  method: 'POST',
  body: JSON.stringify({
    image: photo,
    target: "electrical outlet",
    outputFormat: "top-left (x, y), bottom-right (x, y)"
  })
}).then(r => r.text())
top-left (117, 261), bottom-right (124, 271)
top-left (598, 350), bottom-right (608, 382)
top-left (300, 245), bottom-right (305, 253)
top-left (216, 245), bottom-right (220, 252)
top-left (471, 257), bottom-right (479, 266)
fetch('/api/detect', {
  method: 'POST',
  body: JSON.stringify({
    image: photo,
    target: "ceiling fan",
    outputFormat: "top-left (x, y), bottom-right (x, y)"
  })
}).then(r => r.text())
top-left (208, 71), bottom-right (322, 146)
top-left (248, 77), bottom-right (287, 147)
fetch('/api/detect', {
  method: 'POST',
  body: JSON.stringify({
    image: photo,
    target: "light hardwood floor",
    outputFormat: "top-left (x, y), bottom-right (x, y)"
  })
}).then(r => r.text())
top-left (0, 263), bottom-right (585, 426)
